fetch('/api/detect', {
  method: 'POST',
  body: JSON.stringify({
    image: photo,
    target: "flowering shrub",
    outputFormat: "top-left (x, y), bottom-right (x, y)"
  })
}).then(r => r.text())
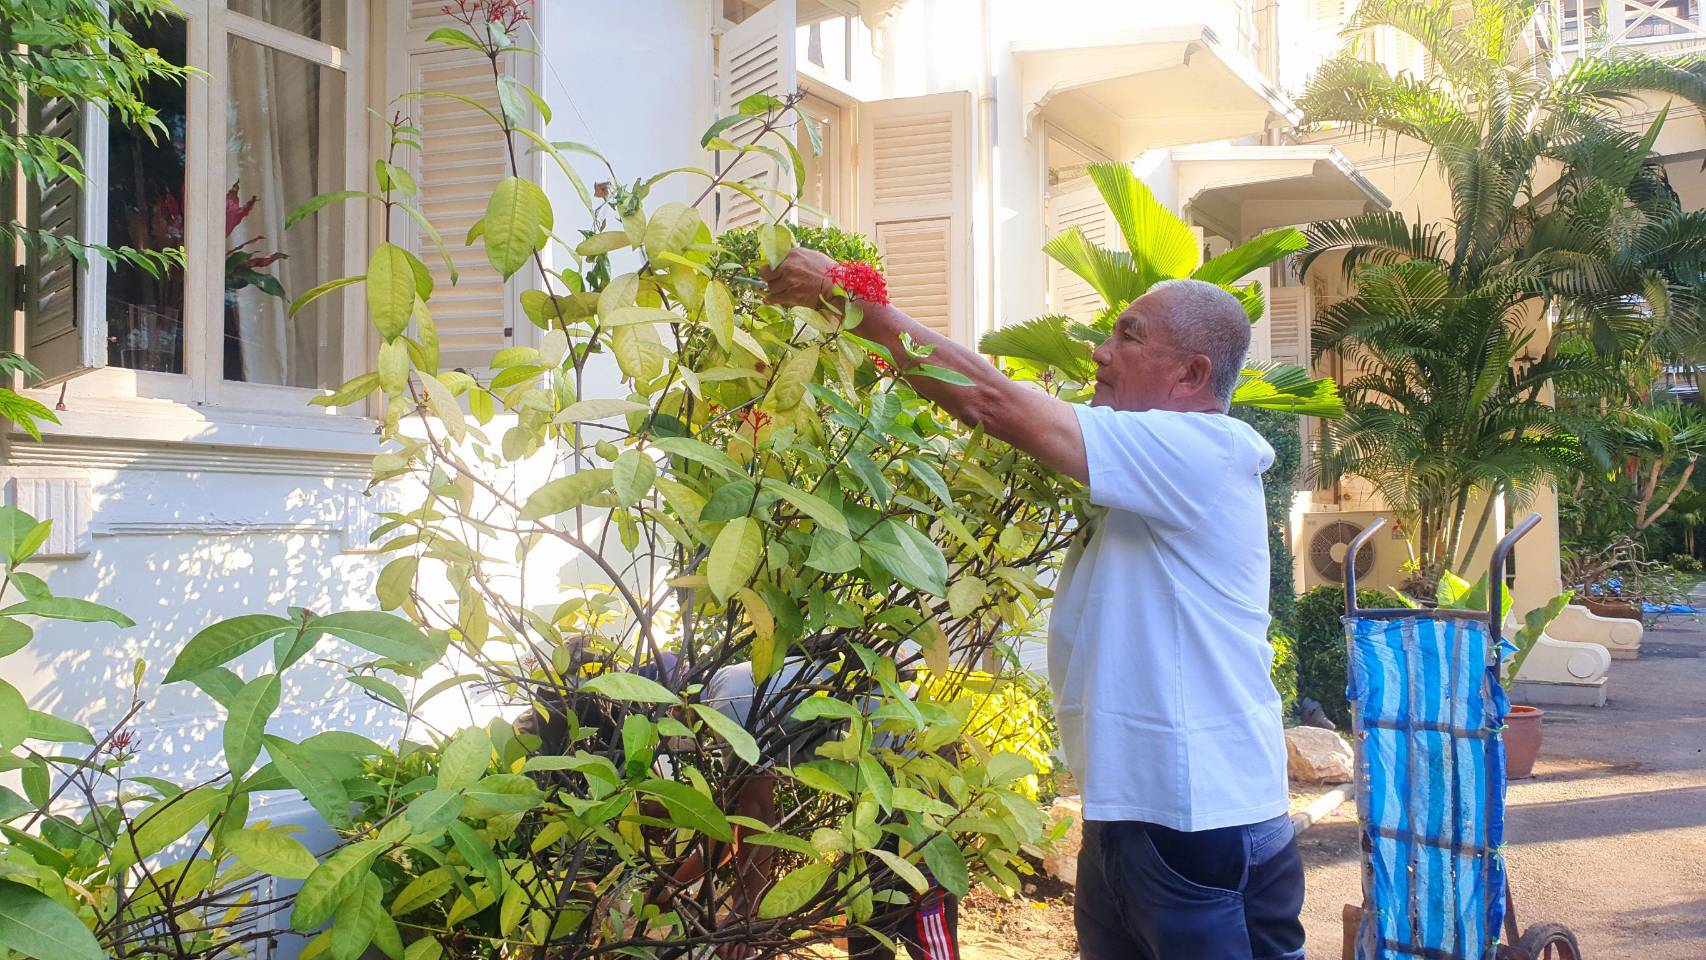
top-left (223, 11), bottom-right (1081, 959)
top-left (827, 261), bottom-right (891, 306)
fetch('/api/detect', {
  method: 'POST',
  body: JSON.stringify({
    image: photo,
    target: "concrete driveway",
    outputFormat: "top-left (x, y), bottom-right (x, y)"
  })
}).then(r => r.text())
top-left (1299, 615), bottom-right (1706, 959)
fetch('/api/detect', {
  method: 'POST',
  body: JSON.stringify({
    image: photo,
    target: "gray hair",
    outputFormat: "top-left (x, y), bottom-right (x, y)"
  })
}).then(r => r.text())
top-left (1143, 279), bottom-right (1251, 409)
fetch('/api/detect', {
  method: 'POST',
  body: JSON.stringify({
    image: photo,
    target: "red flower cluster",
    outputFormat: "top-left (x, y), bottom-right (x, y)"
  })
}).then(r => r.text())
top-left (868, 353), bottom-right (893, 374)
top-left (105, 727), bottom-right (141, 757)
top-left (738, 409), bottom-right (772, 431)
top-left (442, 0), bottom-right (531, 31)
top-left (827, 262), bottom-right (890, 306)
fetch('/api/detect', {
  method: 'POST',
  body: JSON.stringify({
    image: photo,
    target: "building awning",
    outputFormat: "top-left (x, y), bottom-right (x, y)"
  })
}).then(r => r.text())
top-left (1173, 145), bottom-right (1390, 239)
top-left (1014, 26), bottom-right (1298, 144)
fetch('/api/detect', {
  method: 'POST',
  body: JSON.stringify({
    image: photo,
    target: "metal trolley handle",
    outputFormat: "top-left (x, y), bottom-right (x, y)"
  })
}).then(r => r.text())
top-left (1343, 513), bottom-right (1543, 642)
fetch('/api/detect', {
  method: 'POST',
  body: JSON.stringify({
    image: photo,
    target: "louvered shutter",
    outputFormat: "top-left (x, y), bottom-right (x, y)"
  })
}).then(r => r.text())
top-left (858, 92), bottom-right (972, 345)
top-left (398, 4), bottom-right (521, 371)
top-left (20, 93), bottom-right (107, 382)
top-left (1267, 285), bottom-right (1312, 368)
top-left (716, 0), bottom-right (797, 233)
top-left (1047, 178), bottom-right (1118, 323)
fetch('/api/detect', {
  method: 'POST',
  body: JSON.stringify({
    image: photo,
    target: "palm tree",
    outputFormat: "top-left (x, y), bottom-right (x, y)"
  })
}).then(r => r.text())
top-left (1295, 0), bottom-right (1706, 585)
top-left (979, 162), bottom-right (1343, 417)
top-left (1311, 264), bottom-right (1612, 581)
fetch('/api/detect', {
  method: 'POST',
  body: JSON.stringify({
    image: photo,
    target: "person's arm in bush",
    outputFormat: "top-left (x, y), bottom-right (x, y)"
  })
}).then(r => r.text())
top-left (762, 247), bottom-right (1088, 484)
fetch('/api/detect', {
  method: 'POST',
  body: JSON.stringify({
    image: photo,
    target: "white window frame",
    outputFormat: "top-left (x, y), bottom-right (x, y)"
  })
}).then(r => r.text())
top-left (18, 0), bottom-right (371, 420)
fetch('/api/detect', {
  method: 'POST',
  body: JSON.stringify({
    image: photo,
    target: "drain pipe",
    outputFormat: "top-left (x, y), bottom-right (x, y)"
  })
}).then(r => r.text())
top-left (976, 0), bottom-right (998, 346)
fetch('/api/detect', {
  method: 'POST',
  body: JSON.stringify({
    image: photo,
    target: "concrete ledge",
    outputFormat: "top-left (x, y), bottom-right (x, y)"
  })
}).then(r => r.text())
top-left (1292, 784), bottom-right (1352, 836)
top-left (1510, 678), bottom-right (1608, 707)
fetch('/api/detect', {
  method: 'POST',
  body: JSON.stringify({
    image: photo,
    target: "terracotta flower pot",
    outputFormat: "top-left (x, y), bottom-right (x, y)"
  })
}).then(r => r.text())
top-left (1582, 597), bottom-right (1640, 621)
top-left (1505, 704), bottom-right (1544, 780)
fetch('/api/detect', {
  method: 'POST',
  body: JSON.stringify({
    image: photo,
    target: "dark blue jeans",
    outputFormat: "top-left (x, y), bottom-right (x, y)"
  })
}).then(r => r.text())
top-left (1076, 814), bottom-right (1306, 960)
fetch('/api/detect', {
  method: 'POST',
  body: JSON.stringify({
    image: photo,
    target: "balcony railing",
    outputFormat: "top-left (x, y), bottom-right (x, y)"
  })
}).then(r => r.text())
top-left (1559, 0), bottom-right (1706, 53)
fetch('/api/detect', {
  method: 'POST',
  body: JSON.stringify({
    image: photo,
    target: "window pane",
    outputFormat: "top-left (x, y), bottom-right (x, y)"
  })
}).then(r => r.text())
top-left (107, 15), bottom-right (189, 373)
top-left (225, 37), bottom-right (347, 389)
top-left (227, 0), bottom-right (347, 48)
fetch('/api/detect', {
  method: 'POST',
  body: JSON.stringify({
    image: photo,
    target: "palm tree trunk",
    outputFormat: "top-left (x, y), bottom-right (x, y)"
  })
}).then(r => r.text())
top-left (1460, 480), bottom-right (1501, 569)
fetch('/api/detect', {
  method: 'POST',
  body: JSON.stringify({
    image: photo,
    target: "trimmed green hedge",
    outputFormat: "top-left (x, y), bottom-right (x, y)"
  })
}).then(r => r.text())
top-left (1295, 584), bottom-right (1404, 728)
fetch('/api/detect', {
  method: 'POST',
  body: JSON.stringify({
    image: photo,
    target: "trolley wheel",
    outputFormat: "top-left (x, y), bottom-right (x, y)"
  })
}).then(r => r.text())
top-left (1513, 922), bottom-right (1582, 960)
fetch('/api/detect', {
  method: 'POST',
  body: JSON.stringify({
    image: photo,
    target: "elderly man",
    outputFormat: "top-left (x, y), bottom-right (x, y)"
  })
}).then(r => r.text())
top-left (763, 251), bottom-right (1305, 960)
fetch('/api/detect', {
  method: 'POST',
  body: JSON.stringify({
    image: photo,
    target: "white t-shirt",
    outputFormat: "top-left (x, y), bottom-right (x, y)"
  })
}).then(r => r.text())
top-left (1049, 404), bottom-right (1287, 830)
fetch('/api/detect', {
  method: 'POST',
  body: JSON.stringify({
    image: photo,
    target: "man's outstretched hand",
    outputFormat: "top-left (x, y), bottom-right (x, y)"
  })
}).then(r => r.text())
top-left (758, 247), bottom-right (836, 309)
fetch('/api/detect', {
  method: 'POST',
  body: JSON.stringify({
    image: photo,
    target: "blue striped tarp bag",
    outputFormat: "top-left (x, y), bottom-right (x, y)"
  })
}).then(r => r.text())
top-left (1343, 615), bottom-right (1510, 960)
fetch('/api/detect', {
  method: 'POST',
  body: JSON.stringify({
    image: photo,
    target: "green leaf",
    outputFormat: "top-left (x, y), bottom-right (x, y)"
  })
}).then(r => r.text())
top-left (405, 789), bottom-right (465, 839)
top-left (947, 577), bottom-right (987, 619)
top-left (0, 508), bottom-right (51, 566)
top-left (348, 675), bottom-right (407, 711)
top-left (418, 372), bottom-right (468, 442)
top-left (366, 243), bottom-right (417, 340)
top-left (0, 787), bottom-right (32, 823)
top-left (584, 672), bottom-right (679, 705)
top-left (311, 611), bottom-right (437, 662)
top-left (555, 399), bottom-right (649, 423)
top-left (166, 615), bottom-right (293, 683)
top-left (651, 437), bottom-right (745, 477)
top-left (0, 681), bottom-right (25, 751)
top-left (760, 479), bottom-right (849, 536)
top-left (290, 274), bottom-right (365, 319)
top-left (758, 223), bottom-right (794, 269)
top-left (0, 597), bottom-right (133, 627)
top-left (291, 840), bottom-right (381, 932)
top-left (447, 819), bottom-right (502, 881)
top-left (225, 674), bottom-right (281, 777)
top-left (438, 726), bottom-right (493, 791)
top-left (331, 874), bottom-right (384, 960)
top-left (921, 834), bottom-right (969, 897)
top-left (286, 190), bottom-right (379, 231)
top-left (1191, 227), bottom-right (1308, 286)
top-left (425, 26), bottom-right (486, 53)
top-left (977, 315), bottom-right (1096, 382)
top-left (766, 345), bottom-right (818, 411)
top-left (688, 703), bottom-right (761, 765)
top-left (264, 735), bottom-right (354, 829)
top-left (519, 469), bottom-right (615, 521)
top-left (463, 774), bottom-right (544, 818)
top-left (806, 529), bottom-right (860, 573)
top-left (870, 848), bottom-right (929, 893)
top-left (985, 751), bottom-right (1037, 787)
top-left (483, 176), bottom-right (552, 280)
top-left (643, 203), bottom-right (704, 261)
top-left (863, 520), bottom-right (949, 596)
top-left (637, 779), bottom-right (734, 841)
top-left (708, 517), bottom-right (764, 602)
top-left (1088, 161), bottom-right (1200, 285)
top-left (191, 667), bottom-right (245, 708)
top-left (24, 711), bottom-right (93, 745)
top-left (376, 556), bottom-right (419, 611)
top-left (613, 450), bottom-right (657, 506)
top-left (0, 879), bottom-right (103, 960)
top-left (574, 230), bottom-right (630, 256)
top-left (757, 861), bottom-right (831, 919)
top-left (391, 866), bottom-right (456, 917)
top-left (111, 786), bottom-right (225, 870)
top-left (225, 828), bottom-right (318, 880)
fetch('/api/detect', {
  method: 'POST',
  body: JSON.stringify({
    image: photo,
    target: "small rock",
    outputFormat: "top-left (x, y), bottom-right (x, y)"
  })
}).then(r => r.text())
top-left (1286, 726), bottom-right (1353, 784)
top-left (1041, 795), bottom-right (1082, 885)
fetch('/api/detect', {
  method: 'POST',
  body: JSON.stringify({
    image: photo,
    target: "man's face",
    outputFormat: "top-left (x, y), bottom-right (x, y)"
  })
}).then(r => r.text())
top-left (1089, 300), bottom-right (1193, 411)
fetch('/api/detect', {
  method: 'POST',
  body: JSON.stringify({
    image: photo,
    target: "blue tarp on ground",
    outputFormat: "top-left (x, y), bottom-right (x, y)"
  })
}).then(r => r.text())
top-left (1344, 615), bottom-right (1509, 960)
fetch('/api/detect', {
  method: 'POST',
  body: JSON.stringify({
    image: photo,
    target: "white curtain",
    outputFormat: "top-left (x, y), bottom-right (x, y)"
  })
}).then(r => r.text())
top-left (225, 1), bottom-right (340, 388)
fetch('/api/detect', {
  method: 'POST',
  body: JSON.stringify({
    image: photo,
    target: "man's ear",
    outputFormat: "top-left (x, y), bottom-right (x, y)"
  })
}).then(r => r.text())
top-left (1175, 353), bottom-right (1214, 397)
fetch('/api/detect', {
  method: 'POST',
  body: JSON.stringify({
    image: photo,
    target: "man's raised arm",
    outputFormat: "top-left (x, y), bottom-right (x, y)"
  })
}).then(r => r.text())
top-left (761, 247), bottom-right (1088, 484)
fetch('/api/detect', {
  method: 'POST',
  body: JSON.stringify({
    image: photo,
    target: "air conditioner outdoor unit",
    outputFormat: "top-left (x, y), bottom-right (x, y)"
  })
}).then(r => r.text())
top-left (1299, 510), bottom-right (1409, 592)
